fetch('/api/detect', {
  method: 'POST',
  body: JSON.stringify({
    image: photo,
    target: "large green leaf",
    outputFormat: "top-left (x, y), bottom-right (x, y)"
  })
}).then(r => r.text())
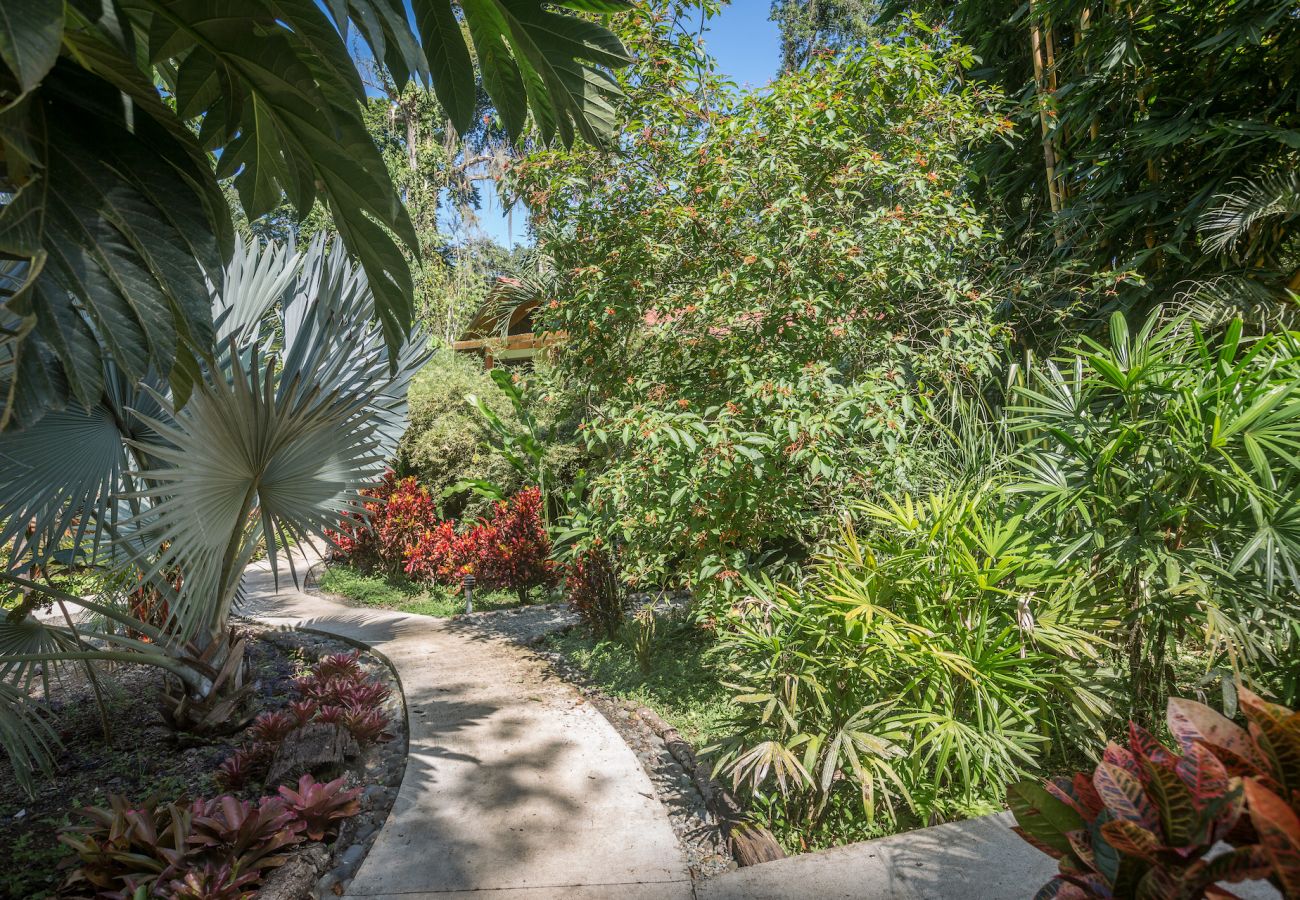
top-left (2, 0), bottom-right (631, 431)
top-left (127, 239), bottom-right (426, 640)
top-left (456, 0), bottom-right (630, 145)
top-left (0, 60), bottom-right (225, 426)
top-left (0, 0), bottom-right (63, 95)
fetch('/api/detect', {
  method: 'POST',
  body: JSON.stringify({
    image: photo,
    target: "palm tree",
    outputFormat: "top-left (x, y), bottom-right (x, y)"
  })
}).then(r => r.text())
top-left (0, 237), bottom-right (428, 792)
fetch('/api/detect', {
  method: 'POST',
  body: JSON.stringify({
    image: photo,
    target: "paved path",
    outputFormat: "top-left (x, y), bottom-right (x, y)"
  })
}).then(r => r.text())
top-left (239, 551), bottom-right (693, 899)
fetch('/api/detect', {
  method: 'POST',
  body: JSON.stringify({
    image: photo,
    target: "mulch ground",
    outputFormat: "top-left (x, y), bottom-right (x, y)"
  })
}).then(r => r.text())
top-left (0, 627), bottom-right (329, 899)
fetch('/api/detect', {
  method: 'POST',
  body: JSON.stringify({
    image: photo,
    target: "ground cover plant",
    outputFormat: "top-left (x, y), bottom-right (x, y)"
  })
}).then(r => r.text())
top-left (544, 610), bottom-right (733, 749)
top-left (0, 631), bottom-right (366, 899)
top-left (319, 564), bottom-right (524, 618)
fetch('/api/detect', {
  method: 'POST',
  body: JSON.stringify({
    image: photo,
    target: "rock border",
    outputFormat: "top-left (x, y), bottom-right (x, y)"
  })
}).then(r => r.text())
top-left (249, 626), bottom-right (408, 899)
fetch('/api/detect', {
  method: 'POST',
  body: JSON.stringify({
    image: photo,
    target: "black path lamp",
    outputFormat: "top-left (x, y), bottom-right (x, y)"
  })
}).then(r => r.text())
top-left (462, 573), bottom-right (476, 615)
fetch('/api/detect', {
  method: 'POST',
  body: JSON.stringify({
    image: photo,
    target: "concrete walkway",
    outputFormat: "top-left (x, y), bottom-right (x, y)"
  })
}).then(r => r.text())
top-left (239, 553), bottom-right (693, 899)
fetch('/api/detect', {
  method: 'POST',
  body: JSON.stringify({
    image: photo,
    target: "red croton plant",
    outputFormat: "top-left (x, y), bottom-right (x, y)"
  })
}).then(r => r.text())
top-left (1008, 688), bottom-right (1300, 899)
top-left (331, 476), bottom-right (556, 601)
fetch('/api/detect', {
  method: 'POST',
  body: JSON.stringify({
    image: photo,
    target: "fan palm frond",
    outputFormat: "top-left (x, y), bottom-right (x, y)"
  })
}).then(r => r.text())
top-left (1200, 170), bottom-right (1300, 256)
top-left (0, 237), bottom-right (428, 787)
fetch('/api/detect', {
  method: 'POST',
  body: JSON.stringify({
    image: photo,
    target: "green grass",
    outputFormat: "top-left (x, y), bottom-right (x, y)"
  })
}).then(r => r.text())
top-left (318, 564), bottom-right (526, 617)
top-left (543, 615), bottom-right (734, 747)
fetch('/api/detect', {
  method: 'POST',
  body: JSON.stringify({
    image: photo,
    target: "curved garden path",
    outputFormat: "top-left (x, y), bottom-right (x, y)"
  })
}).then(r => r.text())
top-left (239, 549), bottom-right (694, 899)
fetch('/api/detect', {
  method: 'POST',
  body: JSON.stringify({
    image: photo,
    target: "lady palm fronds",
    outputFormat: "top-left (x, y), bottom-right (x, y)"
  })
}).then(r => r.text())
top-left (1009, 308), bottom-right (1300, 716)
top-left (710, 483), bottom-right (1112, 828)
top-left (0, 238), bottom-right (427, 789)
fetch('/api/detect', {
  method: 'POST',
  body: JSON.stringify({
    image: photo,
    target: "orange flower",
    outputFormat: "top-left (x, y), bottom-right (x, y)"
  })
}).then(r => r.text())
top-left (677, 398), bottom-right (690, 409)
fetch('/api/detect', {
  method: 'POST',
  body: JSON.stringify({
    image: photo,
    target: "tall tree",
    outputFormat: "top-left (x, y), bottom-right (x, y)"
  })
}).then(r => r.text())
top-left (771, 0), bottom-right (880, 71)
top-left (888, 0), bottom-right (1300, 321)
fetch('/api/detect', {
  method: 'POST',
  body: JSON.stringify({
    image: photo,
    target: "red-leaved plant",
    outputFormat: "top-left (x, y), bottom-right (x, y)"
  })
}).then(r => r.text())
top-left (329, 475), bottom-right (557, 601)
top-left (277, 775), bottom-right (363, 841)
top-left (59, 776), bottom-right (356, 898)
top-left (1008, 688), bottom-right (1300, 898)
top-left (404, 487), bottom-right (556, 600)
top-left (216, 651), bottom-right (394, 791)
top-left (327, 472), bottom-right (440, 579)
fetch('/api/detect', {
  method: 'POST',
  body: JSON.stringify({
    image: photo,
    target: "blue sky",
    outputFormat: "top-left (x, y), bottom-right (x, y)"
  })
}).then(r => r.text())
top-left (464, 4), bottom-right (782, 249)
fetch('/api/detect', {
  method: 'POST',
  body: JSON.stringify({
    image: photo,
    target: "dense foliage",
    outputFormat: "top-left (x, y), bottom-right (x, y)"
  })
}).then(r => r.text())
top-left (711, 483), bottom-right (1111, 833)
top-left (518, 12), bottom-right (1017, 602)
top-left (329, 478), bottom-right (555, 600)
top-left (0, 1), bottom-right (632, 430)
top-left (1010, 311), bottom-right (1300, 716)
top-left (890, 0), bottom-right (1300, 317)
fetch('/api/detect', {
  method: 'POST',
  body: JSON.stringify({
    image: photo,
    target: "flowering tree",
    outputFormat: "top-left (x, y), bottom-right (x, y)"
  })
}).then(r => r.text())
top-left (513, 8), bottom-right (1015, 601)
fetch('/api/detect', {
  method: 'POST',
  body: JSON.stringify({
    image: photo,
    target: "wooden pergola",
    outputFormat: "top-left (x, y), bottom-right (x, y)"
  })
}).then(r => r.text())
top-left (452, 289), bottom-right (566, 369)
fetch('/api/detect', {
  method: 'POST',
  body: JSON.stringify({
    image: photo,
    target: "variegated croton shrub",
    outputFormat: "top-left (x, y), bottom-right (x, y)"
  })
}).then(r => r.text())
top-left (1008, 688), bottom-right (1300, 899)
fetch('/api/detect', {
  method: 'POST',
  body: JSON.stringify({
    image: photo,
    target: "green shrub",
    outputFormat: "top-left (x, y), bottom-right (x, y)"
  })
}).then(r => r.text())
top-left (516, 23), bottom-right (1017, 603)
top-left (709, 484), bottom-right (1112, 836)
top-left (396, 351), bottom-right (522, 520)
top-left (398, 352), bottom-right (588, 522)
top-left (1010, 310), bottom-right (1300, 718)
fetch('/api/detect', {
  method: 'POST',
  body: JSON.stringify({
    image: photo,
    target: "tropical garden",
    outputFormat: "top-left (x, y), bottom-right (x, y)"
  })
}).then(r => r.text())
top-left (2, 0), bottom-right (1300, 898)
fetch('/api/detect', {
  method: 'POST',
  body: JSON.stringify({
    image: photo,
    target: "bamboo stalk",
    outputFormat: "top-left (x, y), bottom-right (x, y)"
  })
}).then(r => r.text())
top-left (1029, 0), bottom-right (1065, 244)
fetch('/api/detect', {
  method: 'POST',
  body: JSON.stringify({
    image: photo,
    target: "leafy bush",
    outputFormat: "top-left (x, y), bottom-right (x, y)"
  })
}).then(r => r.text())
top-left (396, 352), bottom-right (524, 521)
top-left (709, 484), bottom-right (1111, 835)
top-left (517, 19), bottom-right (1017, 602)
top-left (331, 478), bottom-right (556, 601)
top-left (564, 549), bottom-right (626, 641)
top-left (404, 487), bottom-right (557, 599)
top-left (328, 473), bottom-right (441, 580)
top-left (1011, 310), bottom-right (1300, 716)
top-left (1009, 689), bottom-right (1300, 898)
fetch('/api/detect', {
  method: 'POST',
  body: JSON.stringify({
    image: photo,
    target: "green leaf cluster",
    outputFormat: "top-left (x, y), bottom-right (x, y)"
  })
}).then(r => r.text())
top-left (514, 15), bottom-right (1017, 600)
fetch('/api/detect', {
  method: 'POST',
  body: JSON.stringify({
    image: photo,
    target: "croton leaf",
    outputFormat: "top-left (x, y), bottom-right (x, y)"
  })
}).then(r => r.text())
top-left (1008, 780), bottom-right (1086, 858)
top-left (1128, 721), bottom-right (1178, 769)
top-left (1181, 845), bottom-right (1274, 893)
top-left (1140, 759), bottom-right (1200, 849)
top-left (1094, 761), bottom-right (1160, 832)
top-left (1240, 687), bottom-right (1300, 796)
top-left (1243, 778), bottom-right (1300, 895)
top-left (1102, 740), bottom-right (1143, 779)
top-left (1099, 817), bottom-right (1161, 864)
top-left (1168, 696), bottom-right (1271, 777)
